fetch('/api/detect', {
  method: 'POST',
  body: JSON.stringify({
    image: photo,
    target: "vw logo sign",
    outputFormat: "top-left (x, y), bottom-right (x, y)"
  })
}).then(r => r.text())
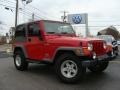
top-left (72, 15), bottom-right (82, 24)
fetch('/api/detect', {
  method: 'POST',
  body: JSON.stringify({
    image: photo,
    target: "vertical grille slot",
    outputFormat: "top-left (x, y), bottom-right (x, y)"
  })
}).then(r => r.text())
top-left (92, 41), bottom-right (105, 55)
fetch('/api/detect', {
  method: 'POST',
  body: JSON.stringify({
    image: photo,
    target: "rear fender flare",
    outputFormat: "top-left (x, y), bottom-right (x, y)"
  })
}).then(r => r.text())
top-left (13, 45), bottom-right (28, 58)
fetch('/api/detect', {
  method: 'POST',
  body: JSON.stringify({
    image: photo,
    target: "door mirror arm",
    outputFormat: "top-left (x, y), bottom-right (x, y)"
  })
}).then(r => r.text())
top-left (38, 31), bottom-right (44, 41)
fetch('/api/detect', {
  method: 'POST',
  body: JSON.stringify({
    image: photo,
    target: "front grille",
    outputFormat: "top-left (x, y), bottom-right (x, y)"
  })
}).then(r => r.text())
top-left (92, 41), bottom-right (105, 56)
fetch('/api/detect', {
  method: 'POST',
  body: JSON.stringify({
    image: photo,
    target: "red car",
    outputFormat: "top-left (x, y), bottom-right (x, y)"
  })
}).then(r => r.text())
top-left (13, 20), bottom-right (112, 83)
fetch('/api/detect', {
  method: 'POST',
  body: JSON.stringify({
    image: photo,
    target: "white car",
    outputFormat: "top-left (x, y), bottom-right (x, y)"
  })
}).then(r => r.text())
top-left (117, 40), bottom-right (120, 45)
top-left (97, 35), bottom-right (119, 56)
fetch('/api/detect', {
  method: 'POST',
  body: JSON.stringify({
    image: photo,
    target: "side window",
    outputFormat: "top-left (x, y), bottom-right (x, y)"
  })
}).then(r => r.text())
top-left (15, 25), bottom-right (26, 42)
top-left (28, 23), bottom-right (40, 37)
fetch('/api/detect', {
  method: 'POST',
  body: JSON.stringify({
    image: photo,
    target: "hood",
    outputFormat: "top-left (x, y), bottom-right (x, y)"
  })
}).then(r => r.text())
top-left (45, 35), bottom-right (104, 47)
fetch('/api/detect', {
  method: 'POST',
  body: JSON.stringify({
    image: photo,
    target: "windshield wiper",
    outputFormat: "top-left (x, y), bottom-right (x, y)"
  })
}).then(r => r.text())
top-left (47, 32), bottom-right (56, 34)
top-left (61, 32), bottom-right (68, 34)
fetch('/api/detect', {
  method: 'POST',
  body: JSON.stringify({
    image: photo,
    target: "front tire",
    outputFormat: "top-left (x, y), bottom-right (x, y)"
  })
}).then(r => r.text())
top-left (14, 50), bottom-right (28, 71)
top-left (55, 53), bottom-right (86, 83)
top-left (88, 61), bottom-right (109, 73)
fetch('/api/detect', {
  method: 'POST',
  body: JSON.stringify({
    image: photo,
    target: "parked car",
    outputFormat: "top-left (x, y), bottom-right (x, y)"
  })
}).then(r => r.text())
top-left (117, 40), bottom-right (120, 45)
top-left (97, 35), bottom-right (119, 56)
top-left (13, 20), bottom-right (113, 83)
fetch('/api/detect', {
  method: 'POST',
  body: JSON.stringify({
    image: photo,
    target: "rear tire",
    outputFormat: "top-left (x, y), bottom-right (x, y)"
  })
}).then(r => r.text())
top-left (14, 50), bottom-right (28, 71)
top-left (88, 61), bottom-right (109, 73)
top-left (55, 53), bottom-right (86, 83)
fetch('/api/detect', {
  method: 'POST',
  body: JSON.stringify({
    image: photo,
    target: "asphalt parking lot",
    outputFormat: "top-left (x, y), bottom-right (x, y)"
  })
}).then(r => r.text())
top-left (0, 45), bottom-right (120, 90)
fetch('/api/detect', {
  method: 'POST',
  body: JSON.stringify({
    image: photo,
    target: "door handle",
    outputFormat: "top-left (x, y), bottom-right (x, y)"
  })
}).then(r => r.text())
top-left (28, 38), bottom-right (31, 42)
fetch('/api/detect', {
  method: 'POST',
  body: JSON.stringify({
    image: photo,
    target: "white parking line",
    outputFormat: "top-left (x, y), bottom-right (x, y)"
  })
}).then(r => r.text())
top-left (110, 61), bottom-right (120, 63)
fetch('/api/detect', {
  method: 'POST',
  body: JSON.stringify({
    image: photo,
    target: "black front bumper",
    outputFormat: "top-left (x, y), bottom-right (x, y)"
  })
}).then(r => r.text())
top-left (81, 54), bottom-right (115, 67)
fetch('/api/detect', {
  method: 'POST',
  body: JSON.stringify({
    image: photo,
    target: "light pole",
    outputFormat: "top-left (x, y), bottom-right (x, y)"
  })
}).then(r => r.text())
top-left (15, 0), bottom-right (19, 28)
top-left (5, 0), bottom-right (32, 28)
top-left (22, 0), bottom-right (33, 22)
top-left (61, 11), bottom-right (68, 22)
top-left (15, 0), bottom-right (32, 27)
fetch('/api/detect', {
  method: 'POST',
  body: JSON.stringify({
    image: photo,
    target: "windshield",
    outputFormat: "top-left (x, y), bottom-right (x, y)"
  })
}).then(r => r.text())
top-left (44, 21), bottom-right (75, 34)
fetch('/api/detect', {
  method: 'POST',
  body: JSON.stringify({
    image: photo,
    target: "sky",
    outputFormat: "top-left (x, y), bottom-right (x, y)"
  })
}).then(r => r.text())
top-left (0, 0), bottom-right (120, 36)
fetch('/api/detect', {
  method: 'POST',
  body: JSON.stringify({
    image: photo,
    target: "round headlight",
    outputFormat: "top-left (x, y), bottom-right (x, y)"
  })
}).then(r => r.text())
top-left (103, 42), bottom-right (107, 49)
top-left (88, 43), bottom-right (93, 51)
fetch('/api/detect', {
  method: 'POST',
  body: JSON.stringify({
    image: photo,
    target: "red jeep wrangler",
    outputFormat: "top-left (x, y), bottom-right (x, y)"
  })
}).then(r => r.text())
top-left (13, 20), bottom-right (111, 83)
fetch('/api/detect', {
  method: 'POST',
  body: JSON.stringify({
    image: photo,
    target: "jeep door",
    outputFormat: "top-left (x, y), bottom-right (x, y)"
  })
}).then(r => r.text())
top-left (26, 22), bottom-right (44, 60)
